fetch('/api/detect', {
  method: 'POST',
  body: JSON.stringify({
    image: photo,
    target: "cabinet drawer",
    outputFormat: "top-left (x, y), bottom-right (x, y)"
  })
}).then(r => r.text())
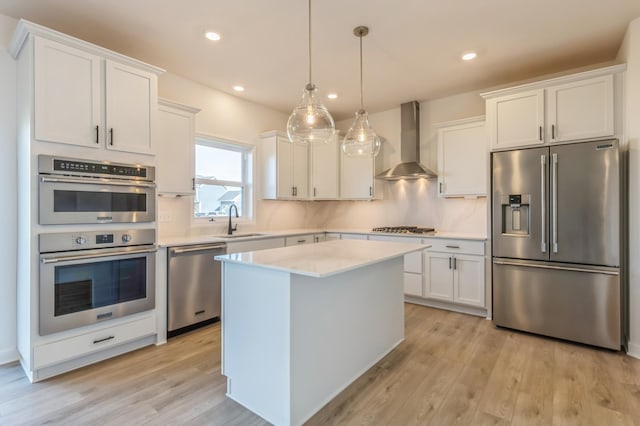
top-left (33, 314), bottom-right (156, 369)
top-left (424, 238), bottom-right (485, 255)
top-left (285, 235), bottom-right (314, 246)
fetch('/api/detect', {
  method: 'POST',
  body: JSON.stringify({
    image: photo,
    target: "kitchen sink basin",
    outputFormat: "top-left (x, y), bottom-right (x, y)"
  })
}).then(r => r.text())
top-left (215, 233), bottom-right (267, 239)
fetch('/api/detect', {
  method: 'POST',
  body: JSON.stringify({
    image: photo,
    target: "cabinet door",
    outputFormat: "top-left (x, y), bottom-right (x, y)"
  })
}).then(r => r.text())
top-left (156, 103), bottom-right (196, 194)
top-left (292, 143), bottom-right (309, 198)
top-left (340, 153), bottom-right (374, 199)
top-left (546, 75), bottom-right (614, 143)
top-left (437, 119), bottom-right (487, 197)
top-left (276, 137), bottom-right (294, 198)
top-left (105, 60), bottom-right (157, 154)
top-left (487, 89), bottom-right (544, 150)
top-left (404, 272), bottom-right (422, 297)
top-left (311, 136), bottom-right (338, 199)
top-left (453, 255), bottom-right (485, 307)
top-left (424, 252), bottom-right (453, 302)
top-left (34, 37), bottom-right (102, 147)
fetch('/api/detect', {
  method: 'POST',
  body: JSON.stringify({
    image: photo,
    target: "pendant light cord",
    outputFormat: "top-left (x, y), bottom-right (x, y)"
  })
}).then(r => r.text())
top-left (359, 33), bottom-right (364, 110)
top-left (308, 0), bottom-right (312, 84)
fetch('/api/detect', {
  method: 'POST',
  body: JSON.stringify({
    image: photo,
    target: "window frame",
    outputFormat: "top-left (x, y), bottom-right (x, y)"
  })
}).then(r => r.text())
top-left (192, 133), bottom-right (255, 226)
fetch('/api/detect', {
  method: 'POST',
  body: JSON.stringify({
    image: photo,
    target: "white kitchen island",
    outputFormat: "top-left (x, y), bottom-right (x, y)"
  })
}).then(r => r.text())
top-left (215, 239), bottom-right (426, 426)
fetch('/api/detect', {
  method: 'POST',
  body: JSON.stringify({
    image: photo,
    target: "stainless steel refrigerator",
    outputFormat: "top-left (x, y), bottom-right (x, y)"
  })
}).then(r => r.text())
top-left (492, 139), bottom-right (624, 350)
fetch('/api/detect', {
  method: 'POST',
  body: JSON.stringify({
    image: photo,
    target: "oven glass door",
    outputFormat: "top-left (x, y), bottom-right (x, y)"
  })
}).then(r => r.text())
top-left (39, 177), bottom-right (156, 224)
top-left (40, 246), bottom-right (156, 335)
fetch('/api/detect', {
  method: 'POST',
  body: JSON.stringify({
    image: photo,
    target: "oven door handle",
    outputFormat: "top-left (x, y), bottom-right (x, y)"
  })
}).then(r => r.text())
top-left (41, 246), bottom-right (157, 264)
top-left (40, 176), bottom-right (156, 188)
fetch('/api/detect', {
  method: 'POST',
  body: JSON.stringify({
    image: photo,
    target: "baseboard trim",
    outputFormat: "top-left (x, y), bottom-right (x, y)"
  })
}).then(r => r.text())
top-left (404, 296), bottom-right (487, 318)
top-left (0, 347), bottom-right (19, 366)
top-left (627, 341), bottom-right (640, 359)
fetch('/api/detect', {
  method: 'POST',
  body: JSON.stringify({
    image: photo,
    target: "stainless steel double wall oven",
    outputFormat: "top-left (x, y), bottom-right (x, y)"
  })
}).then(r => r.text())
top-left (38, 155), bottom-right (157, 335)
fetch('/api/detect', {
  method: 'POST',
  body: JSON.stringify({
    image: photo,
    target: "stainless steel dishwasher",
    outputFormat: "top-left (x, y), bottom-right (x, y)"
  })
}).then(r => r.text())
top-left (167, 243), bottom-right (226, 337)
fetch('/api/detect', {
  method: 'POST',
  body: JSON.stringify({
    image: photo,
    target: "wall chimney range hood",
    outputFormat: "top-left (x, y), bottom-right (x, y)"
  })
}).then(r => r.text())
top-left (376, 101), bottom-right (437, 180)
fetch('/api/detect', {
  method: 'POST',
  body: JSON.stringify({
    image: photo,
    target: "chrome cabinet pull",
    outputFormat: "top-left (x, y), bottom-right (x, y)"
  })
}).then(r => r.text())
top-left (552, 152), bottom-right (558, 253)
top-left (541, 154), bottom-right (547, 253)
top-left (93, 336), bottom-right (115, 344)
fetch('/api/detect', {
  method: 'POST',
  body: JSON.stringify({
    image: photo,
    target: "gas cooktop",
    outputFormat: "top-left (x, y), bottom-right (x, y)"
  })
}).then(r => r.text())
top-left (371, 226), bottom-right (435, 234)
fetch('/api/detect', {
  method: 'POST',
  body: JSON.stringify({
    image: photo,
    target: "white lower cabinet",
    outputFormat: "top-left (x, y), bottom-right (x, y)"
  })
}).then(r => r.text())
top-left (423, 239), bottom-right (485, 308)
top-left (33, 313), bottom-right (156, 369)
top-left (368, 235), bottom-right (423, 296)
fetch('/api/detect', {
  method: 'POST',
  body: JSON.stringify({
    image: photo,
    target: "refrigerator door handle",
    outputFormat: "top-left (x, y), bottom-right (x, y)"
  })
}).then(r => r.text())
top-left (540, 154), bottom-right (547, 253)
top-left (552, 152), bottom-right (558, 253)
top-left (493, 259), bottom-right (619, 275)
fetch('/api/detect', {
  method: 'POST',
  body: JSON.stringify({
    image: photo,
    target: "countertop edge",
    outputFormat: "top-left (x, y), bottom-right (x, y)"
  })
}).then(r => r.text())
top-left (159, 229), bottom-right (486, 247)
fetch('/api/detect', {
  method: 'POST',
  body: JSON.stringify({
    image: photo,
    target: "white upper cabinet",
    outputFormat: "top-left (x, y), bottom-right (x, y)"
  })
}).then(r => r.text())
top-left (156, 99), bottom-right (199, 194)
top-left (437, 117), bottom-right (487, 197)
top-left (105, 60), bottom-right (158, 154)
top-left (11, 21), bottom-right (163, 155)
top-left (261, 131), bottom-right (309, 200)
top-left (545, 75), bottom-right (614, 143)
top-left (340, 151), bottom-right (375, 200)
top-left (486, 89), bottom-right (544, 150)
top-left (482, 65), bottom-right (623, 151)
top-left (34, 37), bottom-right (102, 148)
top-left (310, 135), bottom-right (339, 199)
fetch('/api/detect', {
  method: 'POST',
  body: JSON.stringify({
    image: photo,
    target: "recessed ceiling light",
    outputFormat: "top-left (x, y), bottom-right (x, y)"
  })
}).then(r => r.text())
top-left (462, 52), bottom-right (477, 61)
top-left (233, 85), bottom-right (245, 92)
top-left (205, 31), bottom-right (221, 41)
top-left (327, 93), bottom-right (338, 100)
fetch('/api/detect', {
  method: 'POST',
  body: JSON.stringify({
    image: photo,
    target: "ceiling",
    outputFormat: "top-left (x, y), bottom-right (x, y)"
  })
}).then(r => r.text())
top-left (1, 0), bottom-right (639, 120)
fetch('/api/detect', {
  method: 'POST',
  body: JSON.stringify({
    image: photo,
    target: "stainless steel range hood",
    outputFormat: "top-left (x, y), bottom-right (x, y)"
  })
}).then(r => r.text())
top-left (376, 101), bottom-right (437, 180)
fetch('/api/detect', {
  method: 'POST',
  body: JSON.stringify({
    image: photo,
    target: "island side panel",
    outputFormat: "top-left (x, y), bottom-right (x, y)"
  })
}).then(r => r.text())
top-left (221, 262), bottom-right (292, 426)
top-left (289, 257), bottom-right (405, 425)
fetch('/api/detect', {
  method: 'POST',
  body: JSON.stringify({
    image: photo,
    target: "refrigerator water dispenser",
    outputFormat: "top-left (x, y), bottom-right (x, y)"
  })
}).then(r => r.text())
top-left (500, 194), bottom-right (530, 236)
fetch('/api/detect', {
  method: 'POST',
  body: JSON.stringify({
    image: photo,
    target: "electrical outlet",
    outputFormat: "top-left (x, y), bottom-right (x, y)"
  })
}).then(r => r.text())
top-left (158, 212), bottom-right (173, 222)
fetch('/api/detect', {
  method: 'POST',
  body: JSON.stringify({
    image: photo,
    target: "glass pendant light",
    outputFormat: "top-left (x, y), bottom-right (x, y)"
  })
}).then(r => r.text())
top-left (287, 0), bottom-right (335, 145)
top-left (342, 26), bottom-right (381, 157)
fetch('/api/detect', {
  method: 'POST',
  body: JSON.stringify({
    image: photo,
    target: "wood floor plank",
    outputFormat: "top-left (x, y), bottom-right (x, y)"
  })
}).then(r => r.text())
top-left (2, 304), bottom-right (640, 425)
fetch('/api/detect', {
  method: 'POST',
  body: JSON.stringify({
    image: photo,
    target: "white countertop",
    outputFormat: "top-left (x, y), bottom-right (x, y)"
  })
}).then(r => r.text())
top-left (159, 228), bottom-right (486, 247)
top-left (215, 239), bottom-right (428, 278)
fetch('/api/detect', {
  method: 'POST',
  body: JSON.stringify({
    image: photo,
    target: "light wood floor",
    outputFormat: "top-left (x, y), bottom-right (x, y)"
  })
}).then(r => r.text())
top-left (1, 303), bottom-right (639, 425)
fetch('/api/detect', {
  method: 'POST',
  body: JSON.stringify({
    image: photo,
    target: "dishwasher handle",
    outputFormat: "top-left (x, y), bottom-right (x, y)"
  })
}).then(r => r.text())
top-left (170, 243), bottom-right (227, 255)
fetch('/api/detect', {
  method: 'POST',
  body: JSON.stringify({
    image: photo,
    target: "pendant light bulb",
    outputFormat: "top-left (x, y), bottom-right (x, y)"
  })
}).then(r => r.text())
top-left (342, 26), bottom-right (380, 157)
top-left (287, 0), bottom-right (335, 145)
top-left (343, 109), bottom-right (381, 157)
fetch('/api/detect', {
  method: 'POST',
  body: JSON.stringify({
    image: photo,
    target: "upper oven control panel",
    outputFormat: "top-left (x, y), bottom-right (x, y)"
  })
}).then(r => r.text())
top-left (38, 155), bottom-right (155, 182)
top-left (39, 229), bottom-right (156, 253)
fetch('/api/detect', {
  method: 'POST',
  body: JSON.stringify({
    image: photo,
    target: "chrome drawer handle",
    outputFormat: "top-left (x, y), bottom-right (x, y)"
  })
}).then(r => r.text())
top-left (445, 245), bottom-right (460, 249)
top-left (93, 336), bottom-right (115, 344)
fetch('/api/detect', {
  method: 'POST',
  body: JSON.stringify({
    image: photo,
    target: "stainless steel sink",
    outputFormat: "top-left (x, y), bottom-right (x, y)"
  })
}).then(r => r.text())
top-left (214, 233), bottom-right (267, 239)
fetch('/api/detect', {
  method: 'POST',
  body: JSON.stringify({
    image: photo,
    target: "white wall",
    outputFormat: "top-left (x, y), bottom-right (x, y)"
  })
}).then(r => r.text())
top-left (617, 17), bottom-right (640, 357)
top-left (157, 73), bottom-right (319, 237)
top-left (314, 92), bottom-right (487, 234)
top-left (0, 14), bottom-right (18, 364)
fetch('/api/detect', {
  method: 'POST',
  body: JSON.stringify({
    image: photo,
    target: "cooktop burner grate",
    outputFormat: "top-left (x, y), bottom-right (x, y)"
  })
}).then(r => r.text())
top-left (371, 226), bottom-right (435, 234)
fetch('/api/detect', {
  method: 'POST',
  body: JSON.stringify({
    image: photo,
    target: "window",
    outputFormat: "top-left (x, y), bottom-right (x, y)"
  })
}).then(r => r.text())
top-left (194, 136), bottom-right (253, 220)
